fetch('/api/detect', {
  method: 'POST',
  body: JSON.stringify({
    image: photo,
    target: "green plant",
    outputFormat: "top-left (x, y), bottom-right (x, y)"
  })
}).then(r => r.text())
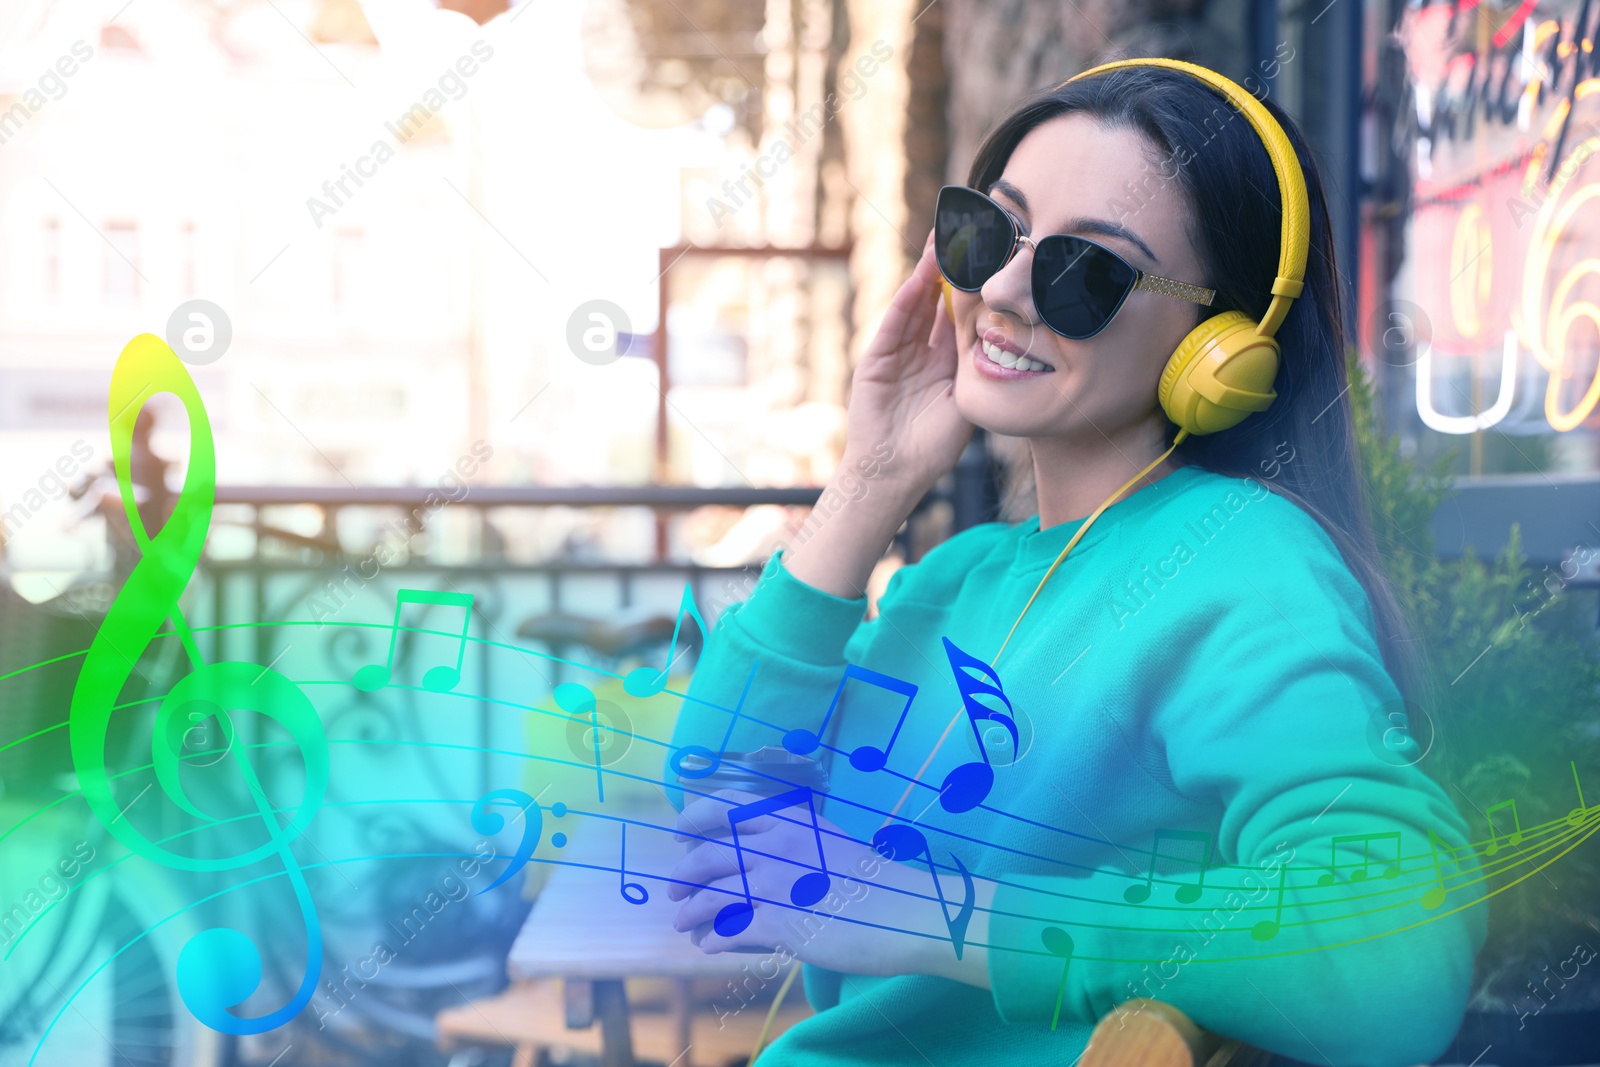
top-left (1347, 349), bottom-right (1600, 1010)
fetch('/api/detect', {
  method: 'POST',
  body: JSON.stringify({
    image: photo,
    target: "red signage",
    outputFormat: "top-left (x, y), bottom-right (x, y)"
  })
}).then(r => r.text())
top-left (1400, 0), bottom-right (1600, 437)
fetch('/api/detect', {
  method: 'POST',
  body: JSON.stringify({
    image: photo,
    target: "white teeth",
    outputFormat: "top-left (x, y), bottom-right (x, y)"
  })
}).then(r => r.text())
top-left (982, 340), bottom-right (1017, 366)
top-left (982, 340), bottom-right (1049, 372)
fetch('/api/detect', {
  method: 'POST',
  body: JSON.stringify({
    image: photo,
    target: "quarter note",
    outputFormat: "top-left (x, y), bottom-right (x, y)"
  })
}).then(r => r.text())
top-left (1420, 828), bottom-right (1456, 910)
top-left (624, 583), bottom-right (708, 697)
top-left (1042, 927), bottom-right (1075, 1030)
top-left (870, 823), bottom-right (976, 960)
top-left (353, 588), bottom-right (474, 692)
top-left (1567, 761), bottom-right (1588, 827)
top-left (713, 787), bottom-right (832, 937)
top-left (1250, 865), bottom-right (1288, 941)
top-left (619, 825), bottom-right (648, 905)
top-left (782, 664), bottom-right (919, 771)
top-left (1316, 832), bottom-right (1401, 886)
top-left (1123, 829), bottom-right (1211, 904)
top-left (939, 636), bottom-right (1019, 814)
top-left (1483, 798), bottom-right (1524, 857)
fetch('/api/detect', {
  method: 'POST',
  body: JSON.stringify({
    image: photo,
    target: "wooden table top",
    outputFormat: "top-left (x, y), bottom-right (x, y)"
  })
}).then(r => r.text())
top-left (436, 981), bottom-right (815, 1065)
top-left (509, 810), bottom-right (770, 981)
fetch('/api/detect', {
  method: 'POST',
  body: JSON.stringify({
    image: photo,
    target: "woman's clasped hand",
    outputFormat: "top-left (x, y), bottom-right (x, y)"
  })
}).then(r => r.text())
top-left (667, 788), bottom-right (990, 983)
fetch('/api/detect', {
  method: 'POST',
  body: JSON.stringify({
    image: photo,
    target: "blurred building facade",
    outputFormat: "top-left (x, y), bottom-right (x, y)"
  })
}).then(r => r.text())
top-left (0, 0), bottom-right (1594, 581)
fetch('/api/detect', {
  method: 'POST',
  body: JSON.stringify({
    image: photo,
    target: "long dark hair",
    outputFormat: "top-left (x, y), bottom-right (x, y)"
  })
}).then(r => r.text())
top-left (967, 64), bottom-right (1430, 714)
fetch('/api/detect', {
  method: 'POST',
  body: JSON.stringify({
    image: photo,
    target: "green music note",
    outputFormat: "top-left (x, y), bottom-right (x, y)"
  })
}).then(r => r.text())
top-left (1316, 832), bottom-right (1402, 886)
top-left (1420, 828), bottom-right (1456, 910)
top-left (1251, 865), bottom-right (1288, 941)
top-left (1567, 761), bottom-right (1588, 827)
top-left (1483, 798), bottom-right (1524, 857)
top-left (1042, 926), bottom-right (1075, 1031)
top-left (1124, 829), bottom-right (1211, 904)
top-left (354, 588), bottom-right (475, 693)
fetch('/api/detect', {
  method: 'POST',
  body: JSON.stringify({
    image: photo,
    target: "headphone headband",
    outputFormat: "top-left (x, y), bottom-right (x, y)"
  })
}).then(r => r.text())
top-left (1061, 58), bottom-right (1310, 340)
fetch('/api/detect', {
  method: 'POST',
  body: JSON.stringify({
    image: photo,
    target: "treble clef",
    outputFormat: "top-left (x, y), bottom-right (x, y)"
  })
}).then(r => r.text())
top-left (68, 334), bottom-right (328, 1035)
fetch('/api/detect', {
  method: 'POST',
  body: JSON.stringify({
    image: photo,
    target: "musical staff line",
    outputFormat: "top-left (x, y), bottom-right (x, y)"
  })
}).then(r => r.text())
top-left (20, 764), bottom-right (1599, 1063)
top-left (14, 720), bottom-right (1595, 935)
top-left (15, 618), bottom-right (1586, 909)
top-left (37, 807), bottom-right (1599, 1067)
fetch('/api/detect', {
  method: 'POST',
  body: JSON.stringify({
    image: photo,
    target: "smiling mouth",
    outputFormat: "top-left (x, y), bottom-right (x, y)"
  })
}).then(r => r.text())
top-left (975, 337), bottom-right (1054, 376)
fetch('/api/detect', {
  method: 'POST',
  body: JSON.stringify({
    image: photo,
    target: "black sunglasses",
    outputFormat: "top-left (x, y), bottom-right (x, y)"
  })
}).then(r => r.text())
top-left (933, 184), bottom-right (1216, 340)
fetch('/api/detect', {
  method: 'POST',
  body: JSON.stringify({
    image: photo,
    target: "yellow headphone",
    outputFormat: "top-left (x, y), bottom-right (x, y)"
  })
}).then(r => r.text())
top-left (947, 58), bottom-right (1312, 662)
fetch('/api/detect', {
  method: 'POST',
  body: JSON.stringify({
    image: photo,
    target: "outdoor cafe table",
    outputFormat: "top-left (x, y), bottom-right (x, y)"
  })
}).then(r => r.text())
top-left (436, 816), bottom-right (811, 1067)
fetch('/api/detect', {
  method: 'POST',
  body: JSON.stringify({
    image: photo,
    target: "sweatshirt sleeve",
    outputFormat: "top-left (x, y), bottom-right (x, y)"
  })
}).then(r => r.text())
top-left (984, 512), bottom-right (1487, 1067)
top-left (665, 549), bottom-right (870, 799)
top-left (667, 524), bottom-right (1014, 795)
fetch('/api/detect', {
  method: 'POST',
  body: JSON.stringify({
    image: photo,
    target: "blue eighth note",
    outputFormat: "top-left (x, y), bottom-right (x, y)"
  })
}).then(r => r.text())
top-left (670, 663), bottom-right (758, 781)
top-left (624, 583), bottom-right (709, 697)
top-left (939, 637), bottom-right (1019, 813)
top-left (712, 787), bottom-right (832, 937)
top-left (871, 822), bottom-right (976, 959)
top-left (782, 663), bottom-right (919, 771)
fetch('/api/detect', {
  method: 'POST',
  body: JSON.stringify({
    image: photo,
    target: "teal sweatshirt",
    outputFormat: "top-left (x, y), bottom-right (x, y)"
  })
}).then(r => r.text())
top-left (669, 464), bottom-right (1486, 1067)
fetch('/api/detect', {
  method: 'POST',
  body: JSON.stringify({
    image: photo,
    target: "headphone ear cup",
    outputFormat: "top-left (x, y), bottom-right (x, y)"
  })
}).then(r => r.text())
top-left (1159, 311), bottom-right (1281, 435)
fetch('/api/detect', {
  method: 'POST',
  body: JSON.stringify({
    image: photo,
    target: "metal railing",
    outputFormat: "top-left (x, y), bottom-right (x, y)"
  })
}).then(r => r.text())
top-left (203, 483), bottom-right (903, 644)
top-left (193, 479), bottom-right (966, 791)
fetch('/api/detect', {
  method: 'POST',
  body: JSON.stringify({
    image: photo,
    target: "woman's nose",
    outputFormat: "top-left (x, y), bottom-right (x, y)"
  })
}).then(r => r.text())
top-left (979, 236), bottom-right (1036, 323)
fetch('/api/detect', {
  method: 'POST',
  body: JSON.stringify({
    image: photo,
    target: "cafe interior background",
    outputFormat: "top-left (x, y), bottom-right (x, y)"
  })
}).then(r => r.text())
top-left (0, 0), bottom-right (1598, 1064)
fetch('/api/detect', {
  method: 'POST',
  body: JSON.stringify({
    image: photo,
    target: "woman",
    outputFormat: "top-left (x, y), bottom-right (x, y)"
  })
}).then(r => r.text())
top-left (666, 60), bottom-right (1484, 1066)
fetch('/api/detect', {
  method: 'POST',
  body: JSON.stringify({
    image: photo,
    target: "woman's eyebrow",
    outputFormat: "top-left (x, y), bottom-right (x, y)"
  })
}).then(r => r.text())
top-left (988, 178), bottom-right (1162, 267)
top-left (1061, 216), bottom-right (1162, 267)
top-left (990, 179), bottom-right (1031, 216)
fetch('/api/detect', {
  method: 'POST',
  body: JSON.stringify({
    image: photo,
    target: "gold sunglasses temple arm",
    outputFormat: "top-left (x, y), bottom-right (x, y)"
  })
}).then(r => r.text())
top-left (1134, 273), bottom-right (1216, 306)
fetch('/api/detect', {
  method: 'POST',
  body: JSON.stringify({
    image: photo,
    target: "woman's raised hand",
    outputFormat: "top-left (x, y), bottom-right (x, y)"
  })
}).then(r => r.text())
top-left (779, 234), bottom-right (975, 599)
top-left (844, 232), bottom-right (974, 499)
